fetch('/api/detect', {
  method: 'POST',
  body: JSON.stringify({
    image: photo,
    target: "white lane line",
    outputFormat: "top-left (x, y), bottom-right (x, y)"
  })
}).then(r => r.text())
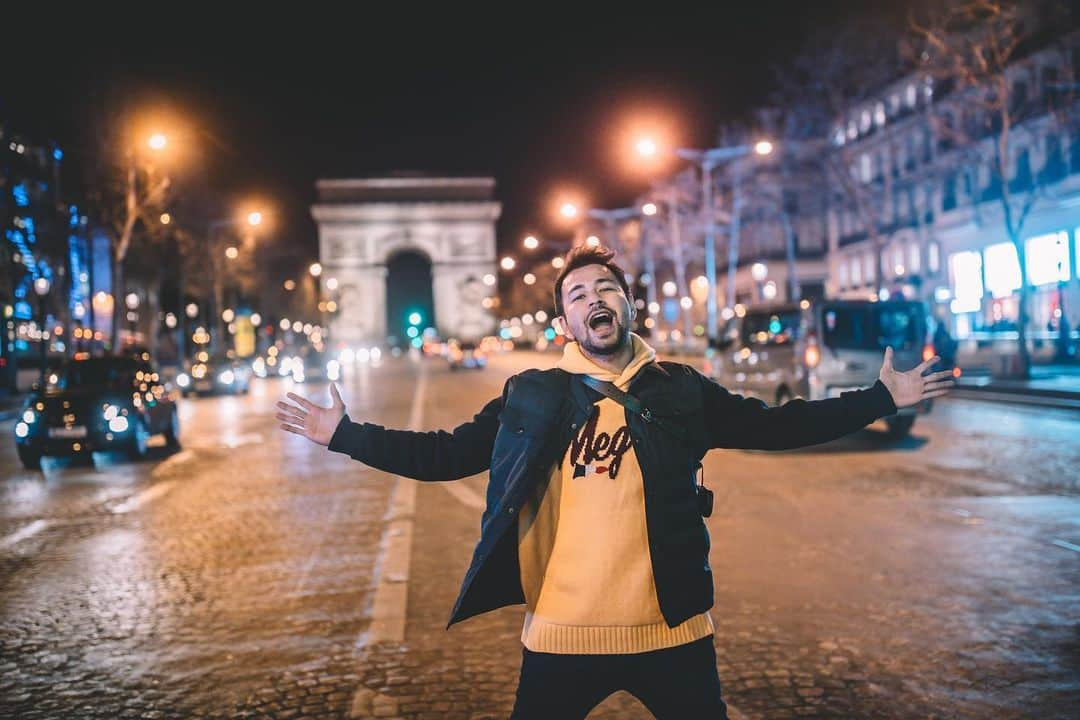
top-left (1051, 538), bottom-right (1080, 553)
top-left (350, 367), bottom-right (428, 716)
top-left (440, 481), bottom-right (485, 510)
top-left (151, 449), bottom-right (195, 477)
top-left (111, 480), bottom-right (178, 514)
top-left (358, 368), bottom-right (427, 648)
top-left (223, 432), bottom-right (263, 449)
top-left (0, 519), bottom-right (50, 549)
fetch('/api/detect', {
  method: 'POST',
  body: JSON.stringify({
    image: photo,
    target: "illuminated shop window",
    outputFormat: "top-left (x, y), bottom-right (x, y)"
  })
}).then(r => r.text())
top-left (949, 251), bottom-right (983, 313)
top-left (1024, 231), bottom-right (1070, 286)
top-left (983, 242), bottom-right (1021, 299)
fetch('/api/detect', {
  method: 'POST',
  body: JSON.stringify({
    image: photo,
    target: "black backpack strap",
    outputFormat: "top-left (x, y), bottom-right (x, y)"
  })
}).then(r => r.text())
top-left (577, 374), bottom-right (686, 444)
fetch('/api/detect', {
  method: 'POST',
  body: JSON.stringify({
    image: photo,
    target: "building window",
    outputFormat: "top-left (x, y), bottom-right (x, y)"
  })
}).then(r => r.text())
top-left (1041, 134), bottom-right (1065, 183)
top-left (929, 241), bottom-right (940, 273)
top-left (847, 120), bottom-right (858, 140)
top-left (943, 173), bottom-right (958, 211)
top-left (864, 254), bottom-right (876, 285)
top-left (860, 154), bottom-right (872, 183)
top-left (893, 246), bottom-right (905, 275)
top-left (949, 251), bottom-right (984, 313)
top-left (1025, 231), bottom-right (1070, 286)
top-left (860, 110), bottom-right (872, 133)
top-left (906, 83), bottom-right (917, 107)
top-left (909, 242), bottom-right (921, 273)
top-left (851, 256), bottom-right (862, 286)
top-left (838, 259), bottom-right (849, 288)
top-left (1010, 148), bottom-right (1033, 193)
top-left (890, 94), bottom-right (900, 115)
top-left (874, 102), bottom-right (886, 127)
top-left (983, 242), bottom-right (1022, 298)
top-left (833, 127), bottom-right (846, 146)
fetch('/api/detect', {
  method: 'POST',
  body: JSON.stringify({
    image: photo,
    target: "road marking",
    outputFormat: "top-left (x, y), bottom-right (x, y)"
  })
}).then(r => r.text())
top-left (111, 480), bottom-right (178, 514)
top-left (440, 481), bottom-right (485, 509)
top-left (357, 368), bottom-right (427, 650)
top-left (223, 432), bottom-right (263, 448)
top-left (1051, 538), bottom-right (1080, 553)
top-left (0, 519), bottom-right (50, 549)
top-left (151, 449), bottom-right (195, 477)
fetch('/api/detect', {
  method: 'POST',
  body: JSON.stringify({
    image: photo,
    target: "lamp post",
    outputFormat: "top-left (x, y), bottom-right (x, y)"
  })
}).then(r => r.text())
top-left (586, 206), bottom-right (638, 256)
top-left (33, 276), bottom-right (51, 388)
top-left (674, 140), bottom-right (773, 343)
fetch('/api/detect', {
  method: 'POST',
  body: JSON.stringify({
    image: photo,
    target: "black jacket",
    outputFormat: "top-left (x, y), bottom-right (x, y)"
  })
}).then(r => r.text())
top-left (327, 361), bottom-right (898, 629)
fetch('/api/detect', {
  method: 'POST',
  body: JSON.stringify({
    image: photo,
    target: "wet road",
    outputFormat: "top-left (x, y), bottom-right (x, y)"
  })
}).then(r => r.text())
top-left (1, 350), bottom-right (1077, 719)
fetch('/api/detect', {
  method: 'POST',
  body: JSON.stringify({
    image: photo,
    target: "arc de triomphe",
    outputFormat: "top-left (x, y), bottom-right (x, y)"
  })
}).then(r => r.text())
top-left (310, 177), bottom-right (500, 346)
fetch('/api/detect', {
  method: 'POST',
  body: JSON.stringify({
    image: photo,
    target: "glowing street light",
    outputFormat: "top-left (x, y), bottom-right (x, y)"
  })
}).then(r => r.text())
top-left (185, 302), bottom-right (199, 318)
top-left (247, 211), bottom-right (263, 227)
top-left (225, 246), bottom-right (239, 259)
top-left (148, 133), bottom-right (168, 151)
top-left (636, 137), bottom-right (658, 157)
top-left (326, 277), bottom-right (338, 290)
top-left (559, 202), bottom-right (578, 219)
top-left (523, 273), bottom-right (537, 285)
top-left (523, 235), bottom-right (539, 250)
top-left (309, 262), bottom-right (322, 277)
top-left (159, 213), bottom-right (171, 225)
top-left (551, 257), bottom-right (565, 269)
top-left (754, 140), bottom-right (774, 156)
top-left (125, 292), bottom-right (140, 310)
top-left (500, 256), bottom-right (516, 271)
top-left (586, 235), bottom-right (601, 247)
top-left (641, 202), bottom-right (658, 216)
top-left (250, 313), bottom-right (262, 326)
top-left (283, 279), bottom-right (296, 291)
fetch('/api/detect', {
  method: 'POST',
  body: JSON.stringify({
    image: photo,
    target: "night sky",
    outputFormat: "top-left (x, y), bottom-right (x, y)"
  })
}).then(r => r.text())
top-left (4, 3), bottom-right (888, 269)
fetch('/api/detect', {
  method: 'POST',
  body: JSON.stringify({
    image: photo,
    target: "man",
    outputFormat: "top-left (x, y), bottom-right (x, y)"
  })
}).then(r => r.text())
top-left (276, 245), bottom-right (954, 719)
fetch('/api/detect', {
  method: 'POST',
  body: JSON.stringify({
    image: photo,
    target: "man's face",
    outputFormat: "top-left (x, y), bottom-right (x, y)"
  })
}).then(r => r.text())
top-left (558, 264), bottom-right (635, 356)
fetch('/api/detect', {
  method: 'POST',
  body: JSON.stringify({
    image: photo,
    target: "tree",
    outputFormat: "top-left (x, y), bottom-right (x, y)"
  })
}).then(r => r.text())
top-left (772, 10), bottom-right (912, 296)
top-left (910, 0), bottom-right (1076, 376)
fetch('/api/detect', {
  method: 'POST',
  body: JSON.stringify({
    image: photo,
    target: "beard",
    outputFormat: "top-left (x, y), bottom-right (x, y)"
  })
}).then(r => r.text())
top-left (579, 320), bottom-right (631, 356)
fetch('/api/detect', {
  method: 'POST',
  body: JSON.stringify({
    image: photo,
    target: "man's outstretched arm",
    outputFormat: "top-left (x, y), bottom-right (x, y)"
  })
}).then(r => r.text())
top-left (276, 380), bottom-right (507, 481)
top-left (700, 347), bottom-right (955, 451)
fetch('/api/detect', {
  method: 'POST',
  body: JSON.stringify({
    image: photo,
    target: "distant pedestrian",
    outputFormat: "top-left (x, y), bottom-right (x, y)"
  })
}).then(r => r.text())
top-left (933, 319), bottom-right (957, 370)
top-left (277, 245), bottom-right (954, 719)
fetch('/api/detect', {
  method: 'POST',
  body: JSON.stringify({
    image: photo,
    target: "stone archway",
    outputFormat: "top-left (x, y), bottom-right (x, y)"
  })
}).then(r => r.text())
top-left (310, 177), bottom-right (500, 346)
top-left (385, 249), bottom-right (435, 348)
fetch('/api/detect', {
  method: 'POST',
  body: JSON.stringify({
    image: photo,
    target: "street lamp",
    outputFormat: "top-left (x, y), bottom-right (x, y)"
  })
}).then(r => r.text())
top-left (33, 277), bottom-right (50, 388)
top-left (523, 235), bottom-right (539, 250)
top-left (500, 256), bottom-right (516, 271)
top-left (673, 140), bottom-right (773, 342)
top-left (309, 262), bottom-right (322, 277)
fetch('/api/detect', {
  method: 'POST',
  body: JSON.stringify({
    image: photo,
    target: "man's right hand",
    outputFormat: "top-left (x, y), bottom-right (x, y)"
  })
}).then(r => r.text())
top-left (276, 383), bottom-right (346, 446)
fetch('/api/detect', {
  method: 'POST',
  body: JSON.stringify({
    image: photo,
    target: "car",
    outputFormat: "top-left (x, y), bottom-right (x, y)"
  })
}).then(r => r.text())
top-left (176, 352), bottom-right (251, 396)
top-left (14, 355), bottom-right (181, 469)
top-left (706, 298), bottom-right (934, 437)
top-left (447, 340), bottom-right (486, 370)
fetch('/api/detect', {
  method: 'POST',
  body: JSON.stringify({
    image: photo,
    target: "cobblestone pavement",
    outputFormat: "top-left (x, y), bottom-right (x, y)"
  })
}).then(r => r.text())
top-left (1, 350), bottom-right (1077, 719)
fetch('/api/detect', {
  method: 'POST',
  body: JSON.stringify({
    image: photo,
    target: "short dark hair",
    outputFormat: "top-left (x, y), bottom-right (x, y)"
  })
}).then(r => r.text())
top-left (553, 244), bottom-right (632, 317)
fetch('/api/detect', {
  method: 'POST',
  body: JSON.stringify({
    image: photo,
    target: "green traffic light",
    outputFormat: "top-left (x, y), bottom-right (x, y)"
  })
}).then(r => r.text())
top-left (408, 311), bottom-right (422, 326)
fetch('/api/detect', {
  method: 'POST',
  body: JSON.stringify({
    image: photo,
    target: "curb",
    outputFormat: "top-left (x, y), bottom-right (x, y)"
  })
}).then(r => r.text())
top-left (949, 387), bottom-right (1080, 410)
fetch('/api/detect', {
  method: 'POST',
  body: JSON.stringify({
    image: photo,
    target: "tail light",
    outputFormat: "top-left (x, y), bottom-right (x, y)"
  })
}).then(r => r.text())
top-left (922, 344), bottom-right (935, 363)
top-left (804, 332), bottom-right (820, 369)
top-left (952, 366), bottom-right (962, 378)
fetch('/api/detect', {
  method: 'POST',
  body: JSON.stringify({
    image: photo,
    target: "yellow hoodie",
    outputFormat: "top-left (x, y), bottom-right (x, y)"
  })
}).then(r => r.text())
top-left (517, 332), bottom-right (715, 654)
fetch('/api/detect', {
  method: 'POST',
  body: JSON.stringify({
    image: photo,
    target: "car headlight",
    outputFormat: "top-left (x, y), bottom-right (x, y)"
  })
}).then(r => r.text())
top-left (15, 422), bottom-right (29, 438)
top-left (192, 364), bottom-right (207, 379)
top-left (103, 404), bottom-right (120, 421)
top-left (219, 370), bottom-right (235, 385)
top-left (22, 409), bottom-right (36, 424)
top-left (177, 373), bottom-right (190, 387)
top-left (108, 416), bottom-right (129, 433)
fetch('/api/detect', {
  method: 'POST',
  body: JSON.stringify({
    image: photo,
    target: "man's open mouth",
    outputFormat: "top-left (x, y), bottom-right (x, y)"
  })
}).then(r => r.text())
top-left (587, 309), bottom-right (615, 331)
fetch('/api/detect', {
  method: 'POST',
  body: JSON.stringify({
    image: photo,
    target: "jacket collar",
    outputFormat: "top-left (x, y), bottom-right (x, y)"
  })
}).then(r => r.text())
top-left (563, 360), bottom-right (671, 417)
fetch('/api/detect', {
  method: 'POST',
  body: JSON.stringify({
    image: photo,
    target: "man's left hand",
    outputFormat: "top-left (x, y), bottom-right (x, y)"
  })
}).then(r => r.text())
top-left (878, 346), bottom-right (956, 409)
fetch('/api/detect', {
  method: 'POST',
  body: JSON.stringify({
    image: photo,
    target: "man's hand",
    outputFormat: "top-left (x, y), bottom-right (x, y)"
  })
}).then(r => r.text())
top-left (276, 383), bottom-right (346, 446)
top-left (878, 346), bottom-right (956, 409)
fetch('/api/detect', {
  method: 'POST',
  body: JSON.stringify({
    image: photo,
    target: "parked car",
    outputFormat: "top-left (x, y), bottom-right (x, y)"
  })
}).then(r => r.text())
top-left (176, 352), bottom-right (251, 396)
top-left (706, 298), bottom-right (934, 437)
top-left (14, 355), bottom-right (181, 469)
top-left (447, 339), bottom-right (486, 370)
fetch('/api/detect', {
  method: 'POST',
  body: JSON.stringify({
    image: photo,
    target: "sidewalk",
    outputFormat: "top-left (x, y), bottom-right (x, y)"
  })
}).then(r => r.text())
top-left (952, 363), bottom-right (1080, 409)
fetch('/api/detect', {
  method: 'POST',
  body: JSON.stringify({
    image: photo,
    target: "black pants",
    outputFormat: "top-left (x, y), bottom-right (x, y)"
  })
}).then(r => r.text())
top-left (509, 635), bottom-right (728, 719)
